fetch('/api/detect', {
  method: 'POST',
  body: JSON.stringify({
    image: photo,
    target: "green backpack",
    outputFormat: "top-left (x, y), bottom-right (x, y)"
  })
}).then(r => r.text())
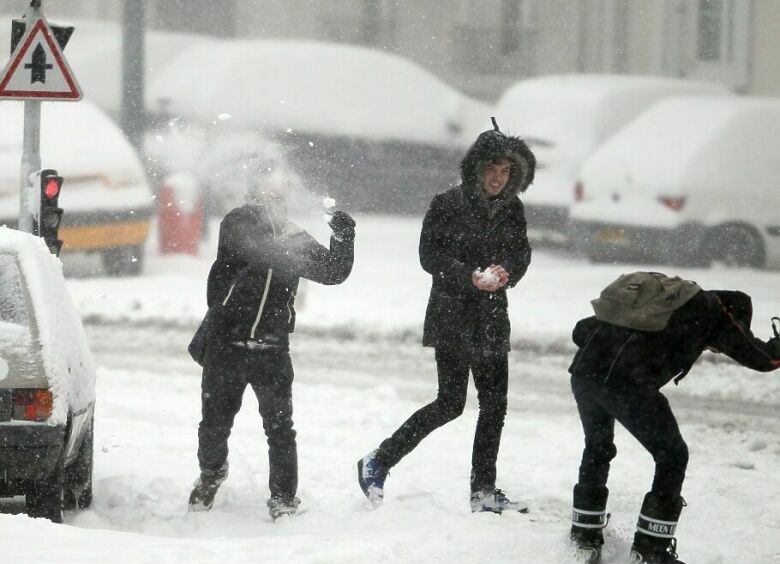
top-left (591, 272), bottom-right (702, 331)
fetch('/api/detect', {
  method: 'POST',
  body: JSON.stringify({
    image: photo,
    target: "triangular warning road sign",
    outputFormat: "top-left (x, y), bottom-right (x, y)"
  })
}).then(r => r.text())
top-left (0, 17), bottom-right (82, 101)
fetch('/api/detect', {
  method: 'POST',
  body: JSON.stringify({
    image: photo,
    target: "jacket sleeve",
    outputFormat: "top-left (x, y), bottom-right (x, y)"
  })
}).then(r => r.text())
top-left (222, 211), bottom-right (354, 285)
top-left (419, 194), bottom-right (479, 294)
top-left (501, 202), bottom-right (532, 288)
top-left (289, 232), bottom-right (354, 285)
top-left (707, 293), bottom-right (780, 372)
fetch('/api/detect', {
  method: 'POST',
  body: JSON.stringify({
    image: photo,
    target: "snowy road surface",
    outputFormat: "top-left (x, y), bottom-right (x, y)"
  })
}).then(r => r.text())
top-left (1, 215), bottom-right (779, 563)
top-left (1, 322), bottom-right (778, 563)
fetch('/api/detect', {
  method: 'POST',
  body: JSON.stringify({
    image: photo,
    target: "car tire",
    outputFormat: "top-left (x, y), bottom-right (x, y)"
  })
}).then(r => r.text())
top-left (711, 225), bottom-right (765, 268)
top-left (102, 245), bottom-right (144, 277)
top-left (63, 417), bottom-right (94, 510)
top-left (26, 458), bottom-right (65, 523)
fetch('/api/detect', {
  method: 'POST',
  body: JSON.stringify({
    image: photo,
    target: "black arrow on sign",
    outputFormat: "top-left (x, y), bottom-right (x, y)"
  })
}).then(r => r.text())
top-left (24, 44), bottom-right (53, 84)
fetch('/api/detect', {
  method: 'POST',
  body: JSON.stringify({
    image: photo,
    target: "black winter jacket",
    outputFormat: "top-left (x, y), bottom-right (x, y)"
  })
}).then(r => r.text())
top-left (420, 186), bottom-right (531, 352)
top-left (421, 128), bottom-right (535, 353)
top-left (568, 290), bottom-right (780, 389)
top-left (207, 204), bottom-right (353, 344)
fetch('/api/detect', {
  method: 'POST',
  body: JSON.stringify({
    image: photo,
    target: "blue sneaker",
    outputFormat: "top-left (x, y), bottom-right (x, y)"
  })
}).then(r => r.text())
top-left (357, 450), bottom-right (388, 504)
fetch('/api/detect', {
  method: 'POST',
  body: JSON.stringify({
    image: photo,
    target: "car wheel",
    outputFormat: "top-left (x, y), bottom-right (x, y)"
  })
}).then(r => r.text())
top-left (102, 245), bottom-right (144, 277)
top-left (712, 225), bottom-right (764, 268)
top-left (63, 417), bottom-right (94, 510)
top-left (26, 459), bottom-right (64, 523)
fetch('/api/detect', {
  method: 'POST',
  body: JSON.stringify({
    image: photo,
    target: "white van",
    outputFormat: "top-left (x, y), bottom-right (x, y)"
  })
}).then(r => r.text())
top-left (492, 74), bottom-right (730, 244)
top-left (570, 96), bottom-right (780, 269)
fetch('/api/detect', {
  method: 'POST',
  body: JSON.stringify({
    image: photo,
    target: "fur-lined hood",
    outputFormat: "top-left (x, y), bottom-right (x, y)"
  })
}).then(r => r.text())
top-left (460, 124), bottom-right (536, 200)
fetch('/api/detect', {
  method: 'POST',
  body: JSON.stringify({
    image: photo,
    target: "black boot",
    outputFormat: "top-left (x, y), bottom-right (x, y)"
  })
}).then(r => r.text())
top-left (570, 485), bottom-right (609, 564)
top-left (188, 462), bottom-right (229, 512)
top-left (267, 494), bottom-right (301, 521)
top-left (628, 493), bottom-right (686, 564)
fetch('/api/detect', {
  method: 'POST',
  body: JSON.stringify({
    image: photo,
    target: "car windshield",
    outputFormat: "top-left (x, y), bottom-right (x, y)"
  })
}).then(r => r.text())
top-left (0, 253), bottom-right (41, 384)
top-left (0, 254), bottom-right (30, 328)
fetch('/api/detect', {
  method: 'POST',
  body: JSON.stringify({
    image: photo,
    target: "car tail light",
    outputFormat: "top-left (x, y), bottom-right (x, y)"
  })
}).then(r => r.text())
top-left (13, 389), bottom-right (53, 422)
top-left (574, 181), bottom-right (584, 202)
top-left (658, 196), bottom-right (686, 211)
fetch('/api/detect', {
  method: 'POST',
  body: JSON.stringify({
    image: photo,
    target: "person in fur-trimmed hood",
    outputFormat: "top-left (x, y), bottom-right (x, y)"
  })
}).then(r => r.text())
top-left (357, 119), bottom-right (536, 513)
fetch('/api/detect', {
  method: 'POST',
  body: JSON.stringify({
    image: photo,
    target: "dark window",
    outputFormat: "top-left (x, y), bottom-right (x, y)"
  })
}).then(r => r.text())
top-left (697, 0), bottom-right (723, 61)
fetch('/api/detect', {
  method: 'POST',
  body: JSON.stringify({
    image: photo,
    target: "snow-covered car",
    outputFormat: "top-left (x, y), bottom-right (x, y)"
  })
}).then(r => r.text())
top-left (569, 96), bottom-right (780, 269)
top-left (491, 74), bottom-right (730, 244)
top-left (0, 228), bottom-right (95, 523)
top-left (148, 39), bottom-right (490, 214)
top-left (0, 100), bottom-right (154, 275)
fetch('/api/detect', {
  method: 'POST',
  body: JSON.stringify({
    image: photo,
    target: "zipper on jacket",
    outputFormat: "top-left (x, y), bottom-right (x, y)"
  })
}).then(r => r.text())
top-left (286, 290), bottom-right (295, 324)
top-left (222, 282), bottom-right (236, 306)
top-left (250, 206), bottom-right (278, 340)
top-left (604, 331), bottom-right (636, 383)
top-left (250, 269), bottom-right (274, 339)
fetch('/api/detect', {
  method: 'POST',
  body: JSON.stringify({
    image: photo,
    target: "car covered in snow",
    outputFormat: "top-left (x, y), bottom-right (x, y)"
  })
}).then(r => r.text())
top-left (491, 74), bottom-right (730, 244)
top-left (148, 39), bottom-right (490, 214)
top-left (569, 96), bottom-right (780, 269)
top-left (0, 100), bottom-right (154, 275)
top-left (0, 228), bottom-right (95, 522)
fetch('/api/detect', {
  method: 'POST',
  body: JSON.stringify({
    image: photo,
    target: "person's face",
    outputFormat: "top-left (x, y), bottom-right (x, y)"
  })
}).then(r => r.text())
top-left (247, 185), bottom-right (287, 218)
top-left (482, 158), bottom-right (513, 197)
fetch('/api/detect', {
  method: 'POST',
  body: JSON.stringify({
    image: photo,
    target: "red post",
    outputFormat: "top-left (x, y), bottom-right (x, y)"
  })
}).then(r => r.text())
top-left (158, 173), bottom-right (203, 255)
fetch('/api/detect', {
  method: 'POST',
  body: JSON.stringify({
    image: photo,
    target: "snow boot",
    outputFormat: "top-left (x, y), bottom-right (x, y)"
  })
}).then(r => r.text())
top-left (357, 450), bottom-right (389, 505)
top-left (188, 462), bottom-right (229, 512)
top-left (470, 488), bottom-right (528, 514)
top-left (267, 494), bottom-right (301, 521)
top-left (628, 493), bottom-right (686, 564)
top-left (569, 485), bottom-right (609, 564)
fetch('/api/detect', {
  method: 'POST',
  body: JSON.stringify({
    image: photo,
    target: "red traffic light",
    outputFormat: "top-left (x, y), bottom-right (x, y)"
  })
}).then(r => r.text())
top-left (44, 178), bottom-right (61, 199)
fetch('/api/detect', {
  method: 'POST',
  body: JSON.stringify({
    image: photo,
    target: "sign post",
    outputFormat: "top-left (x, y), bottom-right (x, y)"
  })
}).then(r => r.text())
top-left (0, 0), bottom-right (82, 233)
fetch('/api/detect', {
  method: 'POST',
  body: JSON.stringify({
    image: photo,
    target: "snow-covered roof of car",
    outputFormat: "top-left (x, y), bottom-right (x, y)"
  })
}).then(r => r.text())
top-left (579, 96), bottom-right (780, 195)
top-left (148, 39), bottom-right (489, 147)
top-left (0, 99), bottom-right (146, 196)
top-left (492, 74), bottom-right (730, 163)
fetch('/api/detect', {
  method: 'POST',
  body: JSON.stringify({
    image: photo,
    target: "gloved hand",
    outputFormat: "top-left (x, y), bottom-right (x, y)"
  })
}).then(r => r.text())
top-left (328, 210), bottom-right (356, 242)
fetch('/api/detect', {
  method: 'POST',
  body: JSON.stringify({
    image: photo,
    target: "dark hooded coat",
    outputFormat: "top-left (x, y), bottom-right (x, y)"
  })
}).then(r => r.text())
top-left (420, 129), bottom-right (536, 353)
top-left (568, 289), bottom-right (780, 389)
top-left (207, 204), bottom-right (354, 345)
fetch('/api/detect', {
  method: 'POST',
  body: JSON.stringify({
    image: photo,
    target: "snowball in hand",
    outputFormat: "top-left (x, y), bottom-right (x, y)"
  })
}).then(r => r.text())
top-left (476, 268), bottom-right (500, 286)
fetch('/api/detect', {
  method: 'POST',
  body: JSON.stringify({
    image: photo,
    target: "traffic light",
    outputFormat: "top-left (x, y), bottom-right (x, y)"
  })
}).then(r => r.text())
top-left (38, 169), bottom-right (63, 256)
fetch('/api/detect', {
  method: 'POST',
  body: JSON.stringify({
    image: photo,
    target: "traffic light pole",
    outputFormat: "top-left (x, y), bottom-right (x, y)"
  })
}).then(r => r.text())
top-left (18, 0), bottom-right (43, 234)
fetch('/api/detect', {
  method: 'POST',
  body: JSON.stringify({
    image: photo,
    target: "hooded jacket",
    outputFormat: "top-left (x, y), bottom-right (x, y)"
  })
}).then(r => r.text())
top-left (207, 204), bottom-right (353, 345)
top-left (420, 128), bottom-right (535, 352)
top-left (568, 289), bottom-right (780, 389)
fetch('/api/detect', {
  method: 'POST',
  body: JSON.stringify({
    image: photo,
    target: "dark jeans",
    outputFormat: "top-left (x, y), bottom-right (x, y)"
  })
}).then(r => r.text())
top-left (571, 375), bottom-right (689, 500)
top-left (376, 347), bottom-right (509, 493)
top-left (198, 341), bottom-right (297, 499)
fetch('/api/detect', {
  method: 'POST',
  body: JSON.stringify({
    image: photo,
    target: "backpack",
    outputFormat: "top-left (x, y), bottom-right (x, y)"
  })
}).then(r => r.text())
top-left (591, 272), bottom-right (701, 331)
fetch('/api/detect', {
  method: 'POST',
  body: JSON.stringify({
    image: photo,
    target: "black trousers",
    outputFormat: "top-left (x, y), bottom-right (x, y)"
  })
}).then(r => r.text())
top-left (198, 341), bottom-right (298, 499)
top-left (571, 375), bottom-right (689, 500)
top-left (376, 347), bottom-right (509, 493)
